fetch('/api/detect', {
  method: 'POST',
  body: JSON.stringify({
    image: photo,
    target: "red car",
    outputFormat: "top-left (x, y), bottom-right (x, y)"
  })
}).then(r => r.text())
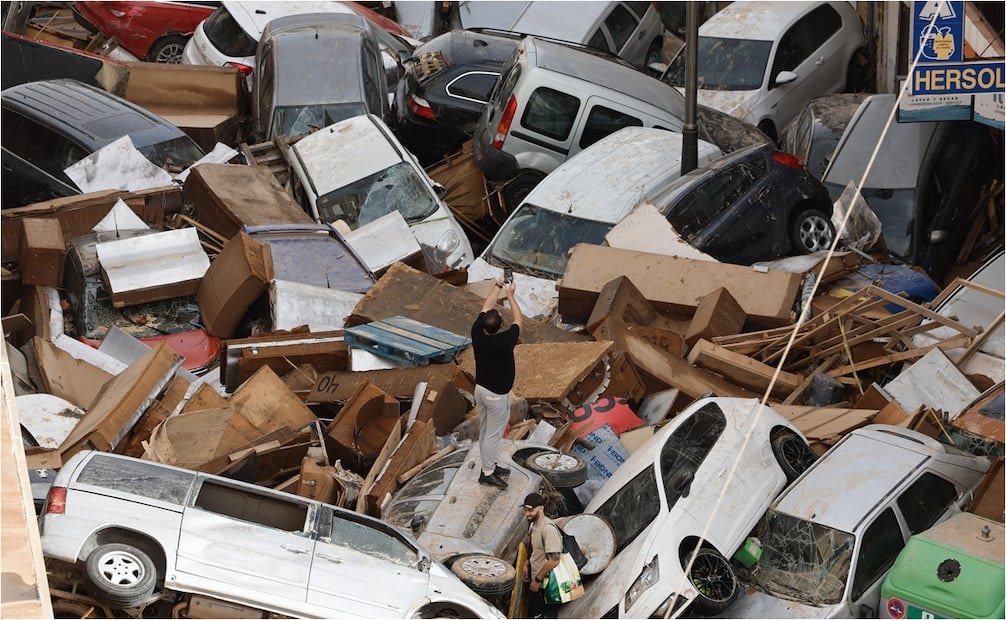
top-left (73, 1), bottom-right (219, 63)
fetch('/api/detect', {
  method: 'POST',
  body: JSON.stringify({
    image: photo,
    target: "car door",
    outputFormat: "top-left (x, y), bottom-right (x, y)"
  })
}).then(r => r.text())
top-left (511, 85), bottom-right (582, 173)
top-left (573, 98), bottom-right (644, 155)
top-left (175, 478), bottom-right (315, 610)
top-left (847, 507), bottom-right (908, 618)
top-left (609, 2), bottom-right (658, 66)
top-left (307, 506), bottom-right (430, 616)
top-left (766, 4), bottom-right (845, 130)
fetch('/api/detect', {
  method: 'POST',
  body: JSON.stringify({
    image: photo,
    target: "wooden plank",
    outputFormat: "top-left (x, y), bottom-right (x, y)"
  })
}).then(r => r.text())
top-left (687, 339), bottom-right (802, 399)
top-left (381, 316), bottom-right (471, 347)
top-left (827, 333), bottom-right (972, 377)
top-left (773, 405), bottom-right (877, 449)
top-left (357, 418), bottom-right (402, 515)
top-left (308, 364), bottom-right (460, 403)
top-left (957, 311), bottom-right (1005, 368)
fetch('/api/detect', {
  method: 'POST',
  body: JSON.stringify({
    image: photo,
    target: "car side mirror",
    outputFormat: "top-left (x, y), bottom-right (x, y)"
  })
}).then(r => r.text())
top-left (433, 182), bottom-right (448, 199)
top-left (774, 70), bottom-right (798, 86)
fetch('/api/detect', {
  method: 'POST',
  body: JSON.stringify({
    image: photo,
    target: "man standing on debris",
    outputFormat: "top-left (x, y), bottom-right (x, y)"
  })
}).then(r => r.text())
top-left (523, 492), bottom-right (562, 619)
top-left (471, 276), bottom-right (523, 489)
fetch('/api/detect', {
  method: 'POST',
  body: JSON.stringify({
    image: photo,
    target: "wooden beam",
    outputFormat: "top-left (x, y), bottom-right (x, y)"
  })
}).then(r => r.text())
top-left (827, 333), bottom-right (972, 377)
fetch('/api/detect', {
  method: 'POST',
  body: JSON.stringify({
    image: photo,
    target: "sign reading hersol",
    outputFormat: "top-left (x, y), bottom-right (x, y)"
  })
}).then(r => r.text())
top-left (910, 0), bottom-right (1006, 95)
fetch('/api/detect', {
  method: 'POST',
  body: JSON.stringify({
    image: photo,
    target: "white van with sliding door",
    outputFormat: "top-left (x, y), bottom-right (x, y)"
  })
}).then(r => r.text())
top-left (467, 126), bottom-right (722, 318)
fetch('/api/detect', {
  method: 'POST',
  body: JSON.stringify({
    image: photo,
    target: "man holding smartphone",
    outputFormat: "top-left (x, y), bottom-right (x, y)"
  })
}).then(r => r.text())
top-left (470, 272), bottom-right (524, 488)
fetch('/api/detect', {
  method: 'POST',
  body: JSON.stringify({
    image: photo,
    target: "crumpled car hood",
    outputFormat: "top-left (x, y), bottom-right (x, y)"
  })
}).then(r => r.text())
top-left (696, 89), bottom-right (761, 124)
top-left (729, 585), bottom-right (842, 618)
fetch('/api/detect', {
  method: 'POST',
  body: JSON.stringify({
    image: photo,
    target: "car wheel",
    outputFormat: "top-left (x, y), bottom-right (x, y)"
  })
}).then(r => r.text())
top-left (84, 543), bottom-right (157, 608)
top-left (501, 171), bottom-right (544, 212)
top-left (148, 35), bottom-right (188, 64)
top-left (789, 209), bottom-right (835, 254)
top-left (757, 120), bottom-right (777, 144)
top-left (450, 555), bottom-right (516, 598)
top-left (771, 430), bottom-right (817, 482)
top-left (526, 451), bottom-right (588, 489)
top-left (686, 547), bottom-right (738, 615)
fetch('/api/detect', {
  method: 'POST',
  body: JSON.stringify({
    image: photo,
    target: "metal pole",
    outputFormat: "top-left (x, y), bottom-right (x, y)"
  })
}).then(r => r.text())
top-left (681, 1), bottom-right (699, 175)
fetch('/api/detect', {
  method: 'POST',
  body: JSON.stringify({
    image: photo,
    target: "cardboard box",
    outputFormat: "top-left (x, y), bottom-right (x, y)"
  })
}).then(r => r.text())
top-left (125, 62), bottom-right (241, 152)
top-left (183, 164), bottom-right (314, 240)
top-left (685, 287), bottom-right (746, 347)
top-left (19, 218), bottom-right (64, 286)
top-left (197, 232), bottom-right (274, 338)
top-left (586, 276), bottom-right (656, 333)
top-left (324, 382), bottom-right (400, 472)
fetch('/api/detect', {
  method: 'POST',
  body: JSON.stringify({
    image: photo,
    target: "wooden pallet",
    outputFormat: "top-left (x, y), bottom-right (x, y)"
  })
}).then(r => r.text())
top-left (344, 316), bottom-right (470, 366)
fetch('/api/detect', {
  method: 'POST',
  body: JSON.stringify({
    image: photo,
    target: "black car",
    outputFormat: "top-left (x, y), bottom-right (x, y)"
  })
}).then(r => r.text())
top-left (780, 93), bottom-right (868, 181)
top-left (2, 79), bottom-right (204, 209)
top-left (394, 28), bottom-right (521, 165)
top-left (650, 142), bottom-right (836, 265)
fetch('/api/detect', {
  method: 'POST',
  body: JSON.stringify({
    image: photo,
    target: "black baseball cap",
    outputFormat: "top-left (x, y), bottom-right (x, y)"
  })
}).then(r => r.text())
top-left (523, 492), bottom-right (544, 508)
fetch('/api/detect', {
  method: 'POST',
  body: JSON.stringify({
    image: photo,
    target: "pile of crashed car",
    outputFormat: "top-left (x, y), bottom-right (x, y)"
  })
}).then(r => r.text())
top-left (2, 1), bottom-right (1004, 619)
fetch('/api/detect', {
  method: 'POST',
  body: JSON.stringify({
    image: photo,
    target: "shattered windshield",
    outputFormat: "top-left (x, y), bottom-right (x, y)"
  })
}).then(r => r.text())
top-left (80, 278), bottom-right (202, 340)
top-left (273, 103), bottom-right (367, 139)
top-left (316, 161), bottom-right (438, 229)
top-left (382, 449), bottom-right (468, 533)
top-left (752, 511), bottom-right (855, 605)
top-left (663, 37), bottom-right (772, 90)
top-left (137, 136), bottom-right (205, 172)
top-left (486, 204), bottom-right (612, 278)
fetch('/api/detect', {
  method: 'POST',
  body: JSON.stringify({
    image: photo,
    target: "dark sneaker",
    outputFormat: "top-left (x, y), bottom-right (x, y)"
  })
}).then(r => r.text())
top-left (494, 465), bottom-right (511, 478)
top-left (479, 472), bottom-right (508, 489)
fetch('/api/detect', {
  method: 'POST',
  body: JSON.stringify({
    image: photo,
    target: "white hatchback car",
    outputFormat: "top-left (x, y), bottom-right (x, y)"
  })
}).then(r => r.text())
top-left (287, 114), bottom-right (474, 272)
top-left (660, 1), bottom-right (867, 143)
top-left (729, 425), bottom-right (990, 618)
top-left (467, 126), bottom-right (722, 318)
top-left (39, 451), bottom-right (504, 619)
top-left (558, 397), bottom-right (817, 619)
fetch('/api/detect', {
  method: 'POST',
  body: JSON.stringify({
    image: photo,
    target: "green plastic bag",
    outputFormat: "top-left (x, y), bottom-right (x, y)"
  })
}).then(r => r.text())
top-left (542, 551), bottom-right (585, 605)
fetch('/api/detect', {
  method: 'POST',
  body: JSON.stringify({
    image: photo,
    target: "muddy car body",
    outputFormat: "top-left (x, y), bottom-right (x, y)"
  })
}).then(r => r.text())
top-left (39, 450), bottom-right (504, 618)
top-left (730, 425), bottom-right (990, 619)
top-left (560, 397), bottom-right (817, 618)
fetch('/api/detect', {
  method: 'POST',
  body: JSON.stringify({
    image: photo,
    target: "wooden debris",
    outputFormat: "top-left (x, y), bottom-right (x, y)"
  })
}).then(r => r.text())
top-left (687, 339), bottom-right (802, 399)
top-left (772, 405), bottom-right (879, 454)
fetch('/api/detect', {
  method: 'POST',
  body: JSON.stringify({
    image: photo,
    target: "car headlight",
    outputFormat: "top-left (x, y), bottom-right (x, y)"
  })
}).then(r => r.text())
top-left (624, 555), bottom-right (659, 612)
top-left (437, 230), bottom-right (461, 255)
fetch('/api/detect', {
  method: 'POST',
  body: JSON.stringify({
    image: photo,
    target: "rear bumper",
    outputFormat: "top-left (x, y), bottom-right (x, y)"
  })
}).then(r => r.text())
top-left (472, 124), bottom-right (519, 181)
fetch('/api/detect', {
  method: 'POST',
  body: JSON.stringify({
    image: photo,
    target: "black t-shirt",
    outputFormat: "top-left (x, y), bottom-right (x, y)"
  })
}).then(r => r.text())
top-left (471, 312), bottom-right (520, 395)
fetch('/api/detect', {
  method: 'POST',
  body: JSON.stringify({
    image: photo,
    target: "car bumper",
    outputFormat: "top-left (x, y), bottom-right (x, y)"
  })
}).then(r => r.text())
top-left (472, 123), bottom-right (519, 181)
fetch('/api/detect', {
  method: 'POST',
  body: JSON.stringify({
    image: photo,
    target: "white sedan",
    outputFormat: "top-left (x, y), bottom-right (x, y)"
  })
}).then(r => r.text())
top-left (559, 397), bottom-right (817, 619)
top-left (660, 1), bottom-right (866, 143)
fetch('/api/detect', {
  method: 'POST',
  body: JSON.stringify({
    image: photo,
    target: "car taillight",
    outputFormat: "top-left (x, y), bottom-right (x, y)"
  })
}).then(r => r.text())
top-left (772, 152), bottom-right (805, 169)
top-left (226, 62), bottom-right (254, 76)
top-left (45, 486), bottom-right (67, 515)
top-left (408, 94), bottom-right (436, 120)
top-left (492, 95), bottom-right (518, 150)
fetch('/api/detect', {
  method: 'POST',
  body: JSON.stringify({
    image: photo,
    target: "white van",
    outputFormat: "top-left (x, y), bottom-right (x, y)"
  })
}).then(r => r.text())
top-left (467, 126), bottom-right (722, 318)
top-left (287, 114), bottom-right (474, 272)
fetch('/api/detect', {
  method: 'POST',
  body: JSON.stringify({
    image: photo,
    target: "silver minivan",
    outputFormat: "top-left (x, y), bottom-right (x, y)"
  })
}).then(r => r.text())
top-left (39, 450), bottom-right (504, 618)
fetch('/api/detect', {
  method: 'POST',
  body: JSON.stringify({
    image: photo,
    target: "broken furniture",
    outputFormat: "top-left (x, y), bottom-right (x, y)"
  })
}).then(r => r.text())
top-left (344, 316), bottom-right (470, 366)
top-left (96, 227), bottom-right (209, 307)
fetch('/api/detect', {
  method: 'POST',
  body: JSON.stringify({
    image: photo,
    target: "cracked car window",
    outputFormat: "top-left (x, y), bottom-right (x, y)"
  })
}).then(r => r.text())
top-left (77, 454), bottom-right (194, 504)
top-left (594, 465), bottom-right (660, 553)
top-left (752, 511), bottom-right (855, 605)
top-left (317, 161), bottom-right (438, 228)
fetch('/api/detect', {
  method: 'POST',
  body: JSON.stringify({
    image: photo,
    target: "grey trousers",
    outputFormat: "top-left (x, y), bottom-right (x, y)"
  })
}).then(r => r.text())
top-left (475, 384), bottom-right (510, 475)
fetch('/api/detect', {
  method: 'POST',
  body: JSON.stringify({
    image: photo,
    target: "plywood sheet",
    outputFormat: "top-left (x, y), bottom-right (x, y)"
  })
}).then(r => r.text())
top-left (456, 341), bottom-right (613, 401)
top-left (773, 405), bottom-right (878, 448)
top-left (145, 407), bottom-right (234, 469)
top-left (33, 337), bottom-right (112, 410)
top-left (308, 364), bottom-right (460, 403)
top-left (349, 262), bottom-right (587, 345)
top-left (687, 339), bottom-right (802, 399)
top-left (229, 365), bottom-right (318, 436)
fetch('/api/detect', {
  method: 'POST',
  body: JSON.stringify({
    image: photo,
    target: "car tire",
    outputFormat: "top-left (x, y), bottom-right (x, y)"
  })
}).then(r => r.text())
top-left (84, 543), bottom-right (158, 608)
top-left (686, 547), bottom-right (738, 615)
top-left (450, 555), bottom-right (516, 598)
top-left (789, 209), bottom-right (835, 254)
top-left (148, 35), bottom-right (188, 64)
top-left (501, 171), bottom-right (544, 212)
top-left (771, 430), bottom-right (817, 482)
top-left (525, 451), bottom-right (589, 489)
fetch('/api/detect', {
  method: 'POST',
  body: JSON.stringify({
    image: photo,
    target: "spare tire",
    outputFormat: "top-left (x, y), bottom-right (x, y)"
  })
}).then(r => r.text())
top-left (525, 451), bottom-right (588, 488)
top-left (450, 555), bottom-right (516, 598)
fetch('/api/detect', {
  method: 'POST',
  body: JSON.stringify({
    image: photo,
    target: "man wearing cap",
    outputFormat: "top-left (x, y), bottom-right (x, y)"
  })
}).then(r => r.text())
top-left (522, 492), bottom-right (561, 618)
top-left (471, 277), bottom-right (524, 489)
